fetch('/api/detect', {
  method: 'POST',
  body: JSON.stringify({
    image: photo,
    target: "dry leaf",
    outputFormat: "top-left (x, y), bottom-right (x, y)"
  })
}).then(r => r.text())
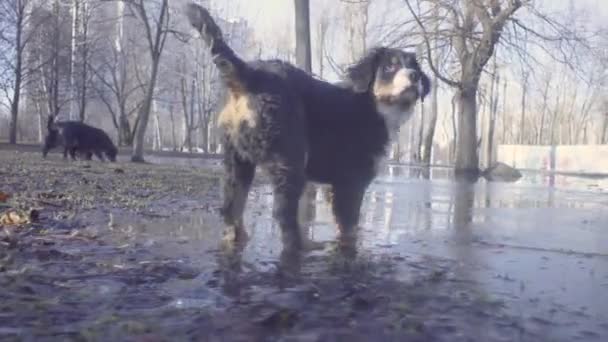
top-left (0, 211), bottom-right (30, 225)
top-left (0, 209), bottom-right (38, 226)
top-left (0, 192), bottom-right (10, 203)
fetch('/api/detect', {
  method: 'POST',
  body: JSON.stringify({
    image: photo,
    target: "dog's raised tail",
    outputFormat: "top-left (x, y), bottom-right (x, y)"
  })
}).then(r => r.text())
top-left (185, 3), bottom-right (245, 84)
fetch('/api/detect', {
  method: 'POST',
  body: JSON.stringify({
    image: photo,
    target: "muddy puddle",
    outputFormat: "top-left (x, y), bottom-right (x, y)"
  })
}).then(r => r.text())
top-left (1, 151), bottom-right (608, 341)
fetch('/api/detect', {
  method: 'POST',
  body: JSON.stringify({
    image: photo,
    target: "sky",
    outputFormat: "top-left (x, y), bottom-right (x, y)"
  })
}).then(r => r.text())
top-left (2, 0), bottom-right (607, 115)
top-left (216, 0), bottom-right (608, 39)
top-left (203, 0), bottom-right (608, 146)
top-left (206, 0), bottom-right (608, 83)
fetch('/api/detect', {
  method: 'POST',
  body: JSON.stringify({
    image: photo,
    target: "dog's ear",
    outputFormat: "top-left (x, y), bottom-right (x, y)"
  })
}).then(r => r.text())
top-left (419, 71), bottom-right (431, 101)
top-left (345, 48), bottom-right (384, 93)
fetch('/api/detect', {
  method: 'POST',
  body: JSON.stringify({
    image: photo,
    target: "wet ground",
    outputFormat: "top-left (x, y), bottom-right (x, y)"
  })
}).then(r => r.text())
top-left (1, 149), bottom-right (607, 341)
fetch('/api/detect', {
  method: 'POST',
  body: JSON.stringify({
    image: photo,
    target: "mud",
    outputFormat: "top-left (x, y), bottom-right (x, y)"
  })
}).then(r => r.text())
top-left (1, 150), bottom-right (607, 341)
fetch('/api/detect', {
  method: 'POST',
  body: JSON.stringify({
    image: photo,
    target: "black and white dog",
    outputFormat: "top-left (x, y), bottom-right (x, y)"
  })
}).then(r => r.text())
top-left (186, 3), bottom-right (430, 247)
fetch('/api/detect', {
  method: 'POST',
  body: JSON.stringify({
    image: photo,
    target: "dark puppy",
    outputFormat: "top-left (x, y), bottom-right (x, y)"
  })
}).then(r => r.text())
top-left (42, 117), bottom-right (118, 162)
top-left (186, 3), bottom-right (430, 247)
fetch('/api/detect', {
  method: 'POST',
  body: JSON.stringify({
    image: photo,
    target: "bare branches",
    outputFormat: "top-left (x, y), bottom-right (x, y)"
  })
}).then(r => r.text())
top-left (403, 0), bottom-right (460, 87)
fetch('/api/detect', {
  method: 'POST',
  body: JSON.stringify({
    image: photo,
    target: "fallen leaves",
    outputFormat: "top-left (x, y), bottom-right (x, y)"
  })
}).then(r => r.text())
top-left (0, 191), bottom-right (10, 202)
top-left (36, 192), bottom-right (69, 208)
top-left (0, 209), bottom-right (39, 226)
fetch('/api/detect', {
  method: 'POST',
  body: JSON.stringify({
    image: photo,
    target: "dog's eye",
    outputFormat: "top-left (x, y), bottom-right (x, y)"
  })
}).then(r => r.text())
top-left (384, 64), bottom-right (398, 73)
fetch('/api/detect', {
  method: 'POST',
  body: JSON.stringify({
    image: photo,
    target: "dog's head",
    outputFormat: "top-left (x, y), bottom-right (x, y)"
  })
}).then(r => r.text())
top-left (106, 145), bottom-right (118, 162)
top-left (345, 47), bottom-right (431, 125)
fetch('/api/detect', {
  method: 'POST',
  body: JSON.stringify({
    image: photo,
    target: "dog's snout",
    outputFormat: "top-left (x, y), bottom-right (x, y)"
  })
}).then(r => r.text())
top-left (409, 71), bottom-right (420, 82)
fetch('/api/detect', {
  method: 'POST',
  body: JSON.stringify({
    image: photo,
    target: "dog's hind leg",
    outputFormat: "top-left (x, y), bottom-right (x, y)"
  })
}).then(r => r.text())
top-left (69, 147), bottom-right (79, 161)
top-left (266, 161), bottom-right (306, 249)
top-left (221, 145), bottom-right (256, 243)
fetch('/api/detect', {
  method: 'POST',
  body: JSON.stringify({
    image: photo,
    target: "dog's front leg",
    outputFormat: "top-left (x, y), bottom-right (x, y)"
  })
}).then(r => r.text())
top-left (330, 182), bottom-right (367, 246)
top-left (220, 145), bottom-right (256, 243)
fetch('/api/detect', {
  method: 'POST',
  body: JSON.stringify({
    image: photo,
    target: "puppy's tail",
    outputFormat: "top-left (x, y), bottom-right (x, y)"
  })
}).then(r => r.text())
top-left (185, 3), bottom-right (246, 89)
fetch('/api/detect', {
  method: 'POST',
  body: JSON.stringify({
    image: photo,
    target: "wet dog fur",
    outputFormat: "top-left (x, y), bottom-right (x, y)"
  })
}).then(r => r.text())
top-left (186, 3), bottom-right (430, 248)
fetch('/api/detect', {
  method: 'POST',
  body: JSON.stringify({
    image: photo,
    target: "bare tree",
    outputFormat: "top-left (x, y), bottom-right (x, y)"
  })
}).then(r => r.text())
top-left (421, 4), bottom-right (440, 165)
top-left (486, 55), bottom-right (499, 165)
top-left (68, 0), bottom-right (98, 122)
top-left (518, 70), bottom-right (529, 144)
top-left (34, 0), bottom-right (72, 122)
top-left (314, 11), bottom-right (329, 78)
top-left (343, 0), bottom-right (369, 64)
top-left (91, 35), bottom-right (144, 146)
top-left (123, 0), bottom-right (170, 162)
top-left (536, 71), bottom-right (551, 144)
top-left (193, 47), bottom-right (220, 153)
top-left (404, 0), bottom-right (589, 175)
top-left (294, 0), bottom-right (317, 234)
top-left (177, 56), bottom-right (196, 152)
top-left (194, 48), bottom-right (219, 153)
top-left (0, 0), bottom-right (47, 144)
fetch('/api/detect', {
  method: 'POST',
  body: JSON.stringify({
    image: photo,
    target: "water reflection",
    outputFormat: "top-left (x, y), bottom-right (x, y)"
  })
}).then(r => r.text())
top-left (452, 180), bottom-right (476, 228)
top-left (217, 238), bottom-right (246, 297)
top-left (104, 163), bottom-right (608, 340)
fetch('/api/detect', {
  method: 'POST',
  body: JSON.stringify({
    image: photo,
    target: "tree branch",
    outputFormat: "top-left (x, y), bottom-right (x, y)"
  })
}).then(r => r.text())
top-left (403, 0), bottom-right (460, 87)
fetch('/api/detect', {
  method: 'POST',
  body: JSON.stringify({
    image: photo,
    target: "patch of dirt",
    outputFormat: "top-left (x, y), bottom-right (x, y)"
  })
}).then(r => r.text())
top-left (0, 150), bottom-right (585, 342)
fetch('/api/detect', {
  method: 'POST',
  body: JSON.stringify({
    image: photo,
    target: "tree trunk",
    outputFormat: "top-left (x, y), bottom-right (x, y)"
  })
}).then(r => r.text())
top-left (195, 75), bottom-right (209, 153)
top-left (519, 72), bottom-right (528, 144)
top-left (294, 0), bottom-right (312, 73)
top-left (487, 72), bottom-right (499, 166)
top-left (450, 93), bottom-right (457, 164)
top-left (550, 92), bottom-right (562, 146)
top-left (477, 90), bottom-right (486, 166)
top-left (602, 116), bottom-right (608, 144)
top-left (416, 103), bottom-right (425, 162)
top-left (422, 85), bottom-right (437, 165)
top-left (154, 113), bottom-right (162, 150)
top-left (9, 72), bottom-right (22, 144)
top-left (455, 87), bottom-right (479, 175)
top-left (78, 4), bottom-right (89, 123)
top-left (118, 100), bottom-right (132, 146)
top-left (36, 101), bottom-right (45, 143)
top-left (180, 77), bottom-right (191, 152)
top-left (315, 15), bottom-right (328, 78)
top-left (501, 79), bottom-right (508, 144)
top-left (485, 57), bottom-right (498, 166)
top-left (9, 7), bottom-right (24, 145)
top-left (186, 78), bottom-right (195, 152)
top-left (132, 55), bottom-right (160, 162)
top-left (51, 0), bottom-right (61, 119)
top-left (169, 102), bottom-right (177, 151)
top-left (538, 77), bottom-right (550, 145)
top-left (294, 0), bottom-right (315, 231)
top-left (344, 0), bottom-right (369, 64)
top-left (201, 119), bottom-right (209, 153)
top-left (130, 0), bottom-right (168, 162)
top-left (69, 0), bottom-right (80, 121)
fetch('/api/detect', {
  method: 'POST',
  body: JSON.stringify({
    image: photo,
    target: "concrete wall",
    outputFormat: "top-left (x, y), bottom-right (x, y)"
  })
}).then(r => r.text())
top-left (498, 145), bottom-right (608, 175)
